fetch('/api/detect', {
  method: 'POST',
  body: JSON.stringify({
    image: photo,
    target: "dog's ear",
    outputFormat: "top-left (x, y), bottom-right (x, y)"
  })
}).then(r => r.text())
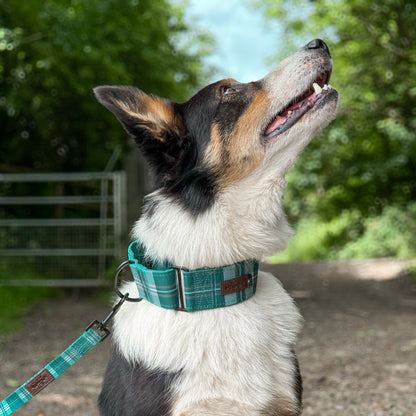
top-left (94, 86), bottom-right (196, 189)
top-left (93, 85), bottom-right (185, 142)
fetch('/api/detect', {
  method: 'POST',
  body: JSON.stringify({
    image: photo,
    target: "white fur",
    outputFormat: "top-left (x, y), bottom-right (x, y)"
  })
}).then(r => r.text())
top-left (114, 272), bottom-right (302, 414)
top-left (132, 165), bottom-right (293, 269)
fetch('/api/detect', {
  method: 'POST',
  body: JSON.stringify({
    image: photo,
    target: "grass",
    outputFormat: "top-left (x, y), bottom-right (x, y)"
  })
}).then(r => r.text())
top-left (0, 286), bottom-right (57, 333)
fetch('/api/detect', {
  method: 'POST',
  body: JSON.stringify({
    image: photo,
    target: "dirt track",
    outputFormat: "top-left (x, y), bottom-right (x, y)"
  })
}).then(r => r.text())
top-left (0, 259), bottom-right (415, 416)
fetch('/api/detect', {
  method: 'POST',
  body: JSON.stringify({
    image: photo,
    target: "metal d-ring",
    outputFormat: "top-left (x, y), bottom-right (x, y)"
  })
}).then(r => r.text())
top-left (113, 260), bottom-right (142, 302)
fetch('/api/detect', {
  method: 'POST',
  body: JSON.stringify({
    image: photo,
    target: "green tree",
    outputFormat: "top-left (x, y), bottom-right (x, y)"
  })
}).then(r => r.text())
top-left (0, 0), bottom-right (211, 172)
top-left (257, 0), bottom-right (416, 260)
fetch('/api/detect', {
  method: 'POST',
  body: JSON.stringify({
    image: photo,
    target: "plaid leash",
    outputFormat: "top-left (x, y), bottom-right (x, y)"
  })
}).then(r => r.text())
top-left (0, 295), bottom-right (127, 416)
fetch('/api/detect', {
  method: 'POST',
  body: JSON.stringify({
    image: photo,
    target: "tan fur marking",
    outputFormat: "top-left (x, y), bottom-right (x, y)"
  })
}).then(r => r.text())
top-left (205, 89), bottom-right (270, 186)
top-left (235, 89), bottom-right (270, 133)
top-left (205, 123), bottom-right (223, 168)
top-left (116, 94), bottom-right (182, 141)
top-left (144, 95), bottom-right (175, 130)
top-left (226, 89), bottom-right (269, 180)
top-left (115, 98), bottom-right (141, 119)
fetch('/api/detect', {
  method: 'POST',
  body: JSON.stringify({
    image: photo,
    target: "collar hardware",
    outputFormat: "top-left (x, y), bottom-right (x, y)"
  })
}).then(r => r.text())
top-left (173, 266), bottom-right (187, 311)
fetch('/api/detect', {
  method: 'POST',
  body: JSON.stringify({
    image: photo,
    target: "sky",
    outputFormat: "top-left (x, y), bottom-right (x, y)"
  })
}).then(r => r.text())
top-left (184, 0), bottom-right (284, 83)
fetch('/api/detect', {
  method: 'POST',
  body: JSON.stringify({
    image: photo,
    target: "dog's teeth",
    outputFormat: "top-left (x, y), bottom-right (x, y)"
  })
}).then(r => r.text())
top-left (313, 82), bottom-right (322, 94)
top-left (323, 84), bottom-right (328, 90)
top-left (287, 110), bottom-right (293, 116)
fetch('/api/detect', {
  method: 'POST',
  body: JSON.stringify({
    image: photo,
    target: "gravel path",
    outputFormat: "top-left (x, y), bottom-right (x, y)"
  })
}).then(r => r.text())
top-left (0, 259), bottom-right (415, 416)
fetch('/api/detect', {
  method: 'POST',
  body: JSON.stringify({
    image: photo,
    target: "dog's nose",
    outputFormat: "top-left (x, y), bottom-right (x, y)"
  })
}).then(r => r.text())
top-left (306, 39), bottom-right (330, 56)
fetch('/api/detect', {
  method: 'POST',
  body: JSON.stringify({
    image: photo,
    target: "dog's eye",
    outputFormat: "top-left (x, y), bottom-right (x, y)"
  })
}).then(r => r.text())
top-left (222, 86), bottom-right (238, 95)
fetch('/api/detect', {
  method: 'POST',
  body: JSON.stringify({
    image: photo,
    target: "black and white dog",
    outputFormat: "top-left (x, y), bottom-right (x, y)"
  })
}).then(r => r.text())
top-left (94, 39), bottom-right (338, 416)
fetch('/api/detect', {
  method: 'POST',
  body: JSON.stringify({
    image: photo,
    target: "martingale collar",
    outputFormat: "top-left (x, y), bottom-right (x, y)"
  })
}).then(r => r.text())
top-left (128, 240), bottom-right (258, 312)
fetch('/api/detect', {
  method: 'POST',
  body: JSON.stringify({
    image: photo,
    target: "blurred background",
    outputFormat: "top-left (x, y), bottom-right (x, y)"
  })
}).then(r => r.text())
top-left (1, 3), bottom-right (416, 415)
top-left (0, 0), bottom-right (415, 318)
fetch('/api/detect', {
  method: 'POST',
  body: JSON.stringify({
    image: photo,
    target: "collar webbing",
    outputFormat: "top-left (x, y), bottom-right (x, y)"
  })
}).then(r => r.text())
top-left (128, 240), bottom-right (258, 312)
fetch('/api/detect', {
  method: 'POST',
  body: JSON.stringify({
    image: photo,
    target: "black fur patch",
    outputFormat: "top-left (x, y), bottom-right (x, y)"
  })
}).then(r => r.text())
top-left (98, 350), bottom-right (180, 416)
top-left (180, 83), bottom-right (222, 152)
top-left (156, 85), bottom-right (222, 215)
top-left (214, 89), bottom-right (252, 141)
top-left (167, 166), bottom-right (217, 215)
top-left (292, 347), bottom-right (303, 409)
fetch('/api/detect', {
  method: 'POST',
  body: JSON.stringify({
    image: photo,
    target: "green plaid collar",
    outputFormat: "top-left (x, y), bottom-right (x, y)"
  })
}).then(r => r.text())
top-left (128, 240), bottom-right (258, 312)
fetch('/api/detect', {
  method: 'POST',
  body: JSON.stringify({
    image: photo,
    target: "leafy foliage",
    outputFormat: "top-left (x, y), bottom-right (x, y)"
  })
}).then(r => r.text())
top-left (0, 1), bottom-right (211, 313)
top-left (258, 0), bottom-right (416, 260)
top-left (0, 0), bottom-right (212, 172)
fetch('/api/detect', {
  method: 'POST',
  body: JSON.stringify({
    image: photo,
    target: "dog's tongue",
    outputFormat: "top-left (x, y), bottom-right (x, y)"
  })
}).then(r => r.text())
top-left (264, 115), bottom-right (286, 136)
top-left (265, 90), bottom-right (318, 136)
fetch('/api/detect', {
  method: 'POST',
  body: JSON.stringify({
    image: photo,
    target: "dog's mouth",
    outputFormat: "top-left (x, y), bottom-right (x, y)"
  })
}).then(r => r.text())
top-left (264, 71), bottom-right (335, 139)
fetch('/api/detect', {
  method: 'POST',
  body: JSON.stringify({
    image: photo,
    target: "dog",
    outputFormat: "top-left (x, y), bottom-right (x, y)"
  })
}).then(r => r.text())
top-left (94, 38), bottom-right (338, 416)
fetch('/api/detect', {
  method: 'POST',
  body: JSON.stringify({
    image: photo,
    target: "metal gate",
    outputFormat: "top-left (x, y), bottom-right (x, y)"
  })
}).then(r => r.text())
top-left (0, 170), bottom-right (127, 287)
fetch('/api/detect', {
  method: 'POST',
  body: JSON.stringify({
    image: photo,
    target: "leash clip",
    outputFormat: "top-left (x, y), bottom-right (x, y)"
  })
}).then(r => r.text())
top-left (86, 259), bottom-right (142, 341)
top-left (85, 292), bottom-right (129, 341)
top-left (86, 320), bottom-right (111, 341)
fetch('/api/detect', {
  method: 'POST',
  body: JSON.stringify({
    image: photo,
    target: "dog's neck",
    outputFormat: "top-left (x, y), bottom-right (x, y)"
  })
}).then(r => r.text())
top-left (132, 163), bottom-right (294, 269)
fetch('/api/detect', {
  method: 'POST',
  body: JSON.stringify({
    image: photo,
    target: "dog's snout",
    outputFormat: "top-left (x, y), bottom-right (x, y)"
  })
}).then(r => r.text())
top-left (305, 39), bottom-right (330, 56)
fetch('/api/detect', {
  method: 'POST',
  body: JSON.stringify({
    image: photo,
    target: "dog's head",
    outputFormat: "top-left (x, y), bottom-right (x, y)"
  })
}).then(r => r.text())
top-left (95, 39), bottom-right (338, 216)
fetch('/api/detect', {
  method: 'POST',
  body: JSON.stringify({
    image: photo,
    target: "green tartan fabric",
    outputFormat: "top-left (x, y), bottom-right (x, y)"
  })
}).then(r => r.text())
top-left (0, 328), bottom-right (103, 416)
top-left (128, 240), bottom-right (258, 311)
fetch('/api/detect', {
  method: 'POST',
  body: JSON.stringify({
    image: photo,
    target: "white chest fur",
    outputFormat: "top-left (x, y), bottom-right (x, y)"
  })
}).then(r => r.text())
top-left (113, 271), bottom-right (302, 413)
top-left (132, 164), bottom-right (294, 270)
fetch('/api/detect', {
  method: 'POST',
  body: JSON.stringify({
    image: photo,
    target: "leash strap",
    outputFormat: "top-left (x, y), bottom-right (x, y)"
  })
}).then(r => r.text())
top-left (0, 328), bottom-right (103, 416)
top-left (0, 294), bottom-right (127, 416)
